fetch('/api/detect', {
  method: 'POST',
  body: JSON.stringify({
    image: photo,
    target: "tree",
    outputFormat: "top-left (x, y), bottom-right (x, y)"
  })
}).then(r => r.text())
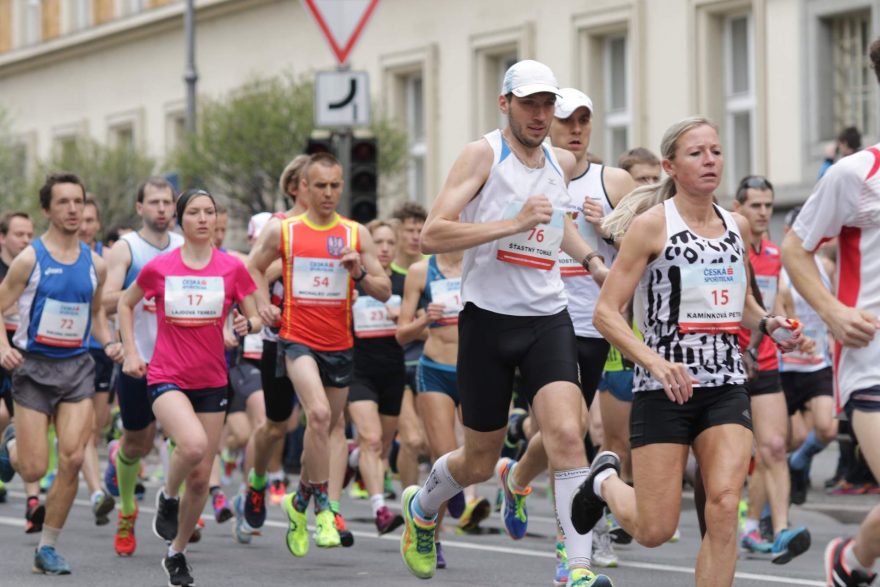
top-left (171, 72), bottom-right (408, 217)
top-left (0, 108), bottom-right (36, 220)
top-left (37, 137), bottom-right (156, 234)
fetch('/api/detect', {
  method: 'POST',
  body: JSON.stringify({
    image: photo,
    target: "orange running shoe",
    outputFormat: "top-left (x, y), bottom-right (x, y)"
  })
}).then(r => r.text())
top-left (115, 507), bottom-right (138, 556)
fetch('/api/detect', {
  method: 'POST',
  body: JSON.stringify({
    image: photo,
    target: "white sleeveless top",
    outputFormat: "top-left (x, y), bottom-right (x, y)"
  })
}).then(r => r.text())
top-left (633, 199), bottom-right (748, 392)
top-left (560, 163), bottom-right (616, 338)
top-left (778, 261), bottom-right (832, 373)
top-left (460, 130), bottom-right (572, 316)
top-left (121, 230), bottom-right (184, 362)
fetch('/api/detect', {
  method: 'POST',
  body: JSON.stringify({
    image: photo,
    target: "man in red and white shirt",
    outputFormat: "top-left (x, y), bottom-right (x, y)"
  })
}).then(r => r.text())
top-left (734, 177), bottom-right (810, 562)
top-left (784, 70), bottom-right (880, 584)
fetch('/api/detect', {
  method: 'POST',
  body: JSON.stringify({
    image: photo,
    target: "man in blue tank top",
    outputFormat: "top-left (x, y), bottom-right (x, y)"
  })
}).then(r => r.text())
top-left (0, 173), bottom-right (122, 575)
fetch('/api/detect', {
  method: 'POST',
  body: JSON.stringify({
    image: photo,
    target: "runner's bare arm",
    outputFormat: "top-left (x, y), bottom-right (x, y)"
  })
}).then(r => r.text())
top-left (395, 260), bottom-right (433, 345)
top-left (736, 214), bottom-right (801, 349)
top-left (0, 247), bottom-right (35, 366)
top-left (421, 140), bottom-right (545, 253)
top-left (247, 218), bottom-right (283, 325)
top-left (118, 281), bottom-right (147, 377)
top-left (595, 207), bottom-right (693, 403)
top-left (89, 255), bottom-right (115, 348)
top-left (232, 294), bottom-right (262, 336)
top-left (102, 239), bottom-right (132, 316)
top-left (783, 228), bottom-right (876, 348)
top-left (350, 225), bottom-right (391, 302)
top-left (560, 216), bottom-right (608, 285)
top-left (584, 166), bottom-right (639, 247)
top-left (553, 147), bottom-right (577, 184)
top-left (265, 259), bottom-right (283, 284)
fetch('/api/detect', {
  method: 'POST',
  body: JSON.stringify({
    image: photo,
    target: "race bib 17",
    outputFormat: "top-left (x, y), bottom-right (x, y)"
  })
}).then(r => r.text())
top-left (165, 276), bottom-right (225, 326)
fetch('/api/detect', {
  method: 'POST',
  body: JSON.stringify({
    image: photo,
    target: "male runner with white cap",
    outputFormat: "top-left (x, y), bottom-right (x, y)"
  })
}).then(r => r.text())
top-left (398, 60), bottom-right (612, 587)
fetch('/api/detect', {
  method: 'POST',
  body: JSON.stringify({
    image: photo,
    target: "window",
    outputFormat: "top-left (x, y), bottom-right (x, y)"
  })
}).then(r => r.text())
top-left (24, 0), bottom-right (41, 45)
top-left (116, 0), bottom-right (146, 17)
top-left (111, 124), bottom-right (134, 150)
top-left (55, 136), bottom-right (79, 162)
top-left (71, 0), bottom-right (92, 30)
top-left (471, 25), bottom-right (534, 136)
top-left (495, 52), bottom-right (519, 130)
top-left (604, 35), bottom-right (630, 163)
top-left (166, 112), bottom-right (186, 154)
top-left (830, 10), bottom-right (873, 138)
top-left (382, 45), bottom-right (439, 206)
top-left (404, 74), bottom-right (426, 204)
top-left (724, 13), bottom-right (755, 194)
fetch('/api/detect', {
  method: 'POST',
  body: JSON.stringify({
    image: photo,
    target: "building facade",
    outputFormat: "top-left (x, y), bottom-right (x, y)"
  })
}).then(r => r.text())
top-left (0, 0), bottom-right (877, 220)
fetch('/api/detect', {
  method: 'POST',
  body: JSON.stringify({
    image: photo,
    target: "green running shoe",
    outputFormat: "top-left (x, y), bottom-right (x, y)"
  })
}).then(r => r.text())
top-left (400, 486), bottom-right (437, 579)
top-left (314, 510), bottom-right (341, 548)
top-left (282, 493), bottom-right (309, 557)
top-left (567, 567), bottom-right (613, 586)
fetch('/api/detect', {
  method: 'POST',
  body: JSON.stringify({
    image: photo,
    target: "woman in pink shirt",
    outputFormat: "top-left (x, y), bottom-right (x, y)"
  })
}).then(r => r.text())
top-left (118, 189), bottom-right (260, 587)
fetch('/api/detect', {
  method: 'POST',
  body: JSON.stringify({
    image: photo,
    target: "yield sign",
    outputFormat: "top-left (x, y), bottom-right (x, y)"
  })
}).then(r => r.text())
top-left (302, 0), bottom-right (380, 65)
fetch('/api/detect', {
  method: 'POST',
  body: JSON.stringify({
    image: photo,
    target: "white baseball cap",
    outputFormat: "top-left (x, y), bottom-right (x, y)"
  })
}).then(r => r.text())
top-left (554, 88), bottom-right (594, 119)
top-left (501, 60), bottom-right (562, 98)
top-left (247, 212), bottom-right (272, 240)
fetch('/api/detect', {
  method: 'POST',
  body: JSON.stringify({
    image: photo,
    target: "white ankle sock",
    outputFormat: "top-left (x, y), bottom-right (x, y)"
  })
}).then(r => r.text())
top-left (593, 469), bottom-right (615, 501)
top-left (38, 526), bottom-right (61, 550)
top-left (370, 494), bottom-right (385, 517)
top-left (844, 541), bottom-right (874, 574)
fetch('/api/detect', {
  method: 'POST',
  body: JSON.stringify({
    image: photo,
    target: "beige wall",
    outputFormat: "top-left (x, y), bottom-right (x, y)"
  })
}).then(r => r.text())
top-left (0, 0), bottom-right (874, 213)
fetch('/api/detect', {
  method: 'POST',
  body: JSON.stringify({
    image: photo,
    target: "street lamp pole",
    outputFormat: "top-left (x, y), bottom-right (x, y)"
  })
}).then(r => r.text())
top-left (184, 0), bottom-right (198, 135)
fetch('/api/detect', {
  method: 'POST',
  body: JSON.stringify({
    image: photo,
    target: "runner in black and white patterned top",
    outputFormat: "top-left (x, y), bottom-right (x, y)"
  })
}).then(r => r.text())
top-left (569, 117), bottom-right (803, 587)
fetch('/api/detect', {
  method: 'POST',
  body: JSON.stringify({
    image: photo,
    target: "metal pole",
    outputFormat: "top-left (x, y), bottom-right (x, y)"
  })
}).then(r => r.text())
top-left (184, 0), bottom-right (198, 135)
top-left (335, 130), bottom-right (352, 217)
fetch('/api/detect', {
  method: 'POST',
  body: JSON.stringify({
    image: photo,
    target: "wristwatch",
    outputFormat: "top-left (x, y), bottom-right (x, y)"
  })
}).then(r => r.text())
top-left (581, 251), bottom-right (605, 271)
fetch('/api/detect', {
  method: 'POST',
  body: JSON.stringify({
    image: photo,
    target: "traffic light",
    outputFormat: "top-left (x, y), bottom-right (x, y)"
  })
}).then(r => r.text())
top-left (305, 136), bottom-right (334, 155)
top-left (349, 137), bottom-right (378, 223)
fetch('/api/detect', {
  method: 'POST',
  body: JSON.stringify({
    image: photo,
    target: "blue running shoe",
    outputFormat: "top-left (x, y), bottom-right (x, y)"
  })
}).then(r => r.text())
top-left (33, 546), bottom-right (71, 575)
top-left (104, 439), bottom-right (119, 497)
top-left (39, 470), bottom-right (55, 493)
top-left (495, 457), bottom-right (531, 540)
top-left (435, 541), bottom-right (446, 569)
top-left (0, 424), bottom-right (15, 483)
top-left (447, 491), bottom-right (465, 519)
top-left (232, 493), bottom-right (254, 544)
top-left (740, 529), bottom-right (772, 554)
top-left (771, 526), bottom-right (811, 564)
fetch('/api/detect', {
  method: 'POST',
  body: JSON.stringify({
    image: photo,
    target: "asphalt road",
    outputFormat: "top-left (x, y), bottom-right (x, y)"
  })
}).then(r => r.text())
top-left (0, 445), bottom-right (869, 586)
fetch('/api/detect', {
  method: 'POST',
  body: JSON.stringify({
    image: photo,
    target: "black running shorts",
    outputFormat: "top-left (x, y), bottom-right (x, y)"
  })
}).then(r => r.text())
top-left (781, 367), bottom-right (833, 416)
top-left (630, 384), bottom-right (752, 448)
top-left (457, 303), bottom-right (580, 432)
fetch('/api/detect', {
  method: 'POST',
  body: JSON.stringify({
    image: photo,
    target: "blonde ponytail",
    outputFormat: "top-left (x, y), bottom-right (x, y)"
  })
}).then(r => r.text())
top-left (601, 116), bottom-right (718, 239)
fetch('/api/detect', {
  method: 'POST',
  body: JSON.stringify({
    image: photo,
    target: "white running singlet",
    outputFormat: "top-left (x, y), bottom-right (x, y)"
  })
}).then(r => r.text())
top-left (121, 230), bottom-right (184, 362)
top-left (460, 130), bottom-right (572, 316)
top-left (778, 262), bottom-right (832, 373)
top-left (560, 163), bottom-right (616, 338)
top-left (793, 145), bottom-right (880, 414)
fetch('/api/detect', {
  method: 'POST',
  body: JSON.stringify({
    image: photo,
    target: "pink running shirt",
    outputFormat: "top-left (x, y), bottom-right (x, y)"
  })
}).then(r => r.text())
top-left (137, 247), bottom-right (256, 389)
